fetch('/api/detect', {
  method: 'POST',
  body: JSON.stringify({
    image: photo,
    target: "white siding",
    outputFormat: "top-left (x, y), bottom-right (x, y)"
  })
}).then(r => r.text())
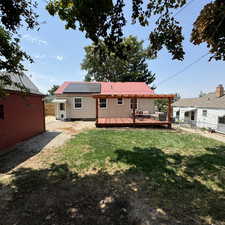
top-left (173, 106), bottom-right (225, 129)
top-left (196, 108), bottom-right (225, 129)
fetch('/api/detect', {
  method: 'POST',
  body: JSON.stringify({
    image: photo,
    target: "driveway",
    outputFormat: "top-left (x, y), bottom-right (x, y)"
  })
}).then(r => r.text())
top-left (0, 117), bottom-right (95, 174)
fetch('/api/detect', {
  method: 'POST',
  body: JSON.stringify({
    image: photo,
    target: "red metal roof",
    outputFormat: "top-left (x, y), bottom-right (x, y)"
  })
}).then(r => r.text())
top-left (55, 81), bottom-right (154, 95)
top-left (100, 82), bottom-right (154, 95)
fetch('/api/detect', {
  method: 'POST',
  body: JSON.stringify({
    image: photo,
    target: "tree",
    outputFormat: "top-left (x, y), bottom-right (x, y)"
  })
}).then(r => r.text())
top-left (46, 0), bottom-right (225, 61)
top-left (155, 93), bottom-right (180, 112)
top-left (0, 0), bottom-right (38, 96)
top-left (81, 36), bottom-right (155, 85)
top-left (48, 85), bottom-right (59, 95)
top-left (199, 91), bottom-right (206, 97)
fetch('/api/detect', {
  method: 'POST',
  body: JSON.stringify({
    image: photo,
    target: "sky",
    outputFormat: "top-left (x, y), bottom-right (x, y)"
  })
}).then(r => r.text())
top-left (20, 0), bottom-right (225, 97)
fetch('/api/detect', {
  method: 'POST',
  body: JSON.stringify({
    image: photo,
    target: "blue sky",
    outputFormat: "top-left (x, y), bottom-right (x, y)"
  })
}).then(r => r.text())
top-left (20, 0), bottom-right (225, 97)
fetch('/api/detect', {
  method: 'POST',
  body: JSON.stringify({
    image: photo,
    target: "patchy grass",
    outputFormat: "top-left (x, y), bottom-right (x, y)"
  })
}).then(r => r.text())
top-left (1, 129), bottom-right (225, 225)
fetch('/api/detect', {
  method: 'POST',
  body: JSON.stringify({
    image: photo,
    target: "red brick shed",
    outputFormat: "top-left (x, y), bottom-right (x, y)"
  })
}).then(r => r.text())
top-left (0, 73), bottom-right (45, 152)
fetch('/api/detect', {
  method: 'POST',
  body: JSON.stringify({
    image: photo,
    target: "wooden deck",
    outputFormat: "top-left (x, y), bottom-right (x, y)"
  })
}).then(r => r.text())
top-left (96, 117), bottom-right (171, 128)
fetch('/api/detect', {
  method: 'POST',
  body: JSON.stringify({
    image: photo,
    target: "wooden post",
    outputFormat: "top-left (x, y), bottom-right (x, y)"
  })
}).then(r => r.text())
top-left (96, 98), bottom-right (98, 125)
top-left (167, 98), bottom-right (172, 128)
top-left (132, 98), bottom-right (136, 127)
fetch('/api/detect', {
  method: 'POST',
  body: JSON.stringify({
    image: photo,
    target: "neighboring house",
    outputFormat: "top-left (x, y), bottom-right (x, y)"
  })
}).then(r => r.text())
top-left (0, 73), bottom-right (45, 151)
top-left (173, 84), bottom-right (225, 133)
top-left (54, 82), bottom-right (155, 120)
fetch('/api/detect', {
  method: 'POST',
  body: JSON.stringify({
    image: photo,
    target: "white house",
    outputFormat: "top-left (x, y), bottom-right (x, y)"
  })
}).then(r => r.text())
top-left (172, 84), bottom-right (225, 133)
top-left (53, 81), bottom-right (155, 120)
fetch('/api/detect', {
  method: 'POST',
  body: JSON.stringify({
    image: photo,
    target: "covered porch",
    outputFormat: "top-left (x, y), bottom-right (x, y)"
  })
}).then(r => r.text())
top-left (93, 94), bottom-right (175, 128)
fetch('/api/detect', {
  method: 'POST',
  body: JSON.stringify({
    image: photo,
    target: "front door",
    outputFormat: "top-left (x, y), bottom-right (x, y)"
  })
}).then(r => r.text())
top-left (58, 103), bottom-right (66, 120)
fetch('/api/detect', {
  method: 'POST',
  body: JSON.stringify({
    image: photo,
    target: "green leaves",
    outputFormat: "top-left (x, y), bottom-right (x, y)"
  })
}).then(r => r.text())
top-left (81, 36), bottom-right (155, 85)
top-left (191, 0), bottom-right (225, 61)
top-left (0, 0), bottom-right (38, 96)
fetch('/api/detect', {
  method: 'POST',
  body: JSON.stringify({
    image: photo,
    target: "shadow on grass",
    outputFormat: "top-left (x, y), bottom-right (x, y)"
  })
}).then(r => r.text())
top-left (0, 131), bottom-right (61, 173)
top-left (0, 146), bottom-right (225, 225)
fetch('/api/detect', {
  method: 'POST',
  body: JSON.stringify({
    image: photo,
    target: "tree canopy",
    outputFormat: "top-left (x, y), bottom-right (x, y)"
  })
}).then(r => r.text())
top-left (82, 36), bottom-right (155, 85)
top-left (0, 0), bottom-right (38, 96)
top-left (46, 0), bottom-right (225, 61)
top-left (48, 85), bottom-right (59, 95)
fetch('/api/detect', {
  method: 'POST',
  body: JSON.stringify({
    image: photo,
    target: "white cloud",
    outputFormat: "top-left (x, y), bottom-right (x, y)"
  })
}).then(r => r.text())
top-left (22, 34), bottom-right (48, 45)
top-left (33, 54), bottom-right (47, 59)
top-left (56, 55), bottom-right (64, 61)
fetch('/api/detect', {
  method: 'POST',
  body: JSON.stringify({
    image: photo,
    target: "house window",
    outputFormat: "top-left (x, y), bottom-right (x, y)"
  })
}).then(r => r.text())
top-left (100, 98), bottom-right (107, 108)
top-left (130, 99), bottom-right (137, 109)
top-left (117, 98), bottom-right (123, 105)
top-left (59, 103), bottom-right (65, 111)
top-left (0, 105), bottom-right (4, 120)
top-left (176, 110), bottom-right (180, 118)
top-left (218, 116), bottom-right (225, 124)
top-left (74, 98), bottom-right (82, 108)
top-left (202, 110), bottom-right (207, 117)
top-left (191, 111), bottom-right (195, 121)
top-left (184, 111), bottom-right (189, 117)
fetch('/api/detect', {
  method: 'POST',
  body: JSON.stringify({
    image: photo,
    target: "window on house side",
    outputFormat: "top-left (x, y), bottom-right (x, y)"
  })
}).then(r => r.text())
top-left (59, 103), bottom-right (65, 111)
top-left (117, 98), bottom-right (123, 105)
top-left (184, 111), bottom-right (189, 117)
top-left (191, 111), bottom-right (195, 121)
top-left (218, 116), bottom-right (225, 124)
top-left (100, 98), bottom-right (107, 108)
top-left (130, 99), bottom-right (137, 109)
top-left (0, 105), bottom-right (4, 120)
top-left (202, 110), bottom-right (207, 117)
top-left (75, 98), bottom-right (82, 108)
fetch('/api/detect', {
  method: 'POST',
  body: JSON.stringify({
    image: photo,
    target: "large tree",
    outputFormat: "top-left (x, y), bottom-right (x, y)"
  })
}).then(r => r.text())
top-left (82, 36), bottom-right (155, 85)
top-left (47, 0), bottom-right (225, 61)
top-left (0, 0), bottom-right (38, 96)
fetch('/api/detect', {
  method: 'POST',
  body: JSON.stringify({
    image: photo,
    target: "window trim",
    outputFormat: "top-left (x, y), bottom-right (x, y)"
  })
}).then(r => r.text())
top-left (202, 110), bottom-right (207, 117)
top-left (99, 98), bottom-right (107, 109)
top-left (0, 104), bottom-right (4, 120)
top-left (74, 97), bottom-right (83, 109)
top-left (117, 98), bottom-right (123, 105)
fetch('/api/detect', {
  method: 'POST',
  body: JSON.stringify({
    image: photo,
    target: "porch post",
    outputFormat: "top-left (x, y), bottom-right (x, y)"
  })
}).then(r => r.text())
top-left (167, 97), bottom-right (172, 128)
top-left (96, 98), bottom-right (99, 125)
top-left (132, 98), bottom-right (136, 126)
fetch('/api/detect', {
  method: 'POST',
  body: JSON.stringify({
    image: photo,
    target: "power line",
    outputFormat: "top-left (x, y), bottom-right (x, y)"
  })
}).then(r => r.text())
top-left (155, 11), bottom-right (225, 86)
top-left (156, 52), bottom-right (209, 86)
top-left (173, 0), bottom-right (196, 17)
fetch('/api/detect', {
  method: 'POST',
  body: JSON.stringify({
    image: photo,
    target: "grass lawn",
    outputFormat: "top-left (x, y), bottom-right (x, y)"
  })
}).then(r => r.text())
top-left (1, 129), bottom-right (225, 225)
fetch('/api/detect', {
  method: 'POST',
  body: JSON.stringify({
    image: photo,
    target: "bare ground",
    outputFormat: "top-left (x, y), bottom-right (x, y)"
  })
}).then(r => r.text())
top-left (0, 117), bottom-right (95, 174)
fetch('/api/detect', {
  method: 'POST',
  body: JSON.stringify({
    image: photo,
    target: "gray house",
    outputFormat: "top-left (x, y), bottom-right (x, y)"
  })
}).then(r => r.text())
top-left (173, 84), bottom-right (225, 133)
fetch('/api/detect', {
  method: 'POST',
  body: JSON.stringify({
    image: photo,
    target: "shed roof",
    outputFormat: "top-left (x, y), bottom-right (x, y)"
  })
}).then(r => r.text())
top-left (0, 72), bottom-right (43, 95)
